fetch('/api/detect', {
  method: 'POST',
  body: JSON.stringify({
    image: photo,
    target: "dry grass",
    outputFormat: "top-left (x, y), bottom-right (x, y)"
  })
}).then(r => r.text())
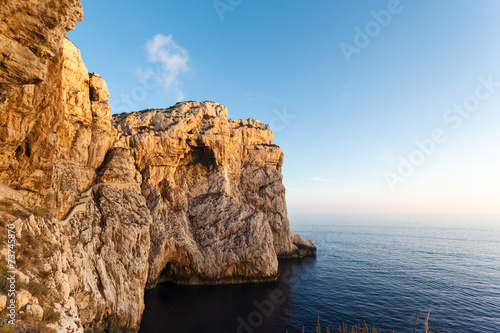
top-left (19, 281), bottom-right (44, 300)
top-left (0, 325), bottom-right (17, 333)
top-left (0, 321), bottom-right (58, 333)
top-left (0, 199), bottom-right (31, 221)
top-left (29, 207), bottom-right (51, 219)
top-left (293, 312), bottom-right (444, 333)
top-left (0, 258), bottom-right (8, 276)
top-left (40, 327), bottom-right (58, 333)
top-left (42, 307), bottom-right (60, 324)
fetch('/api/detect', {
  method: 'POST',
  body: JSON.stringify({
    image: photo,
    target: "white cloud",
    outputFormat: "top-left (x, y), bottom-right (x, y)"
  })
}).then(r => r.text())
top-left (287, 187), bottom-right (304, 192)
top-left (137, 34), bottom-right (189, 102)
top-left (175, 91), bottom-right (185, 103)
top-left (310, 177), bottom-right (337, 183)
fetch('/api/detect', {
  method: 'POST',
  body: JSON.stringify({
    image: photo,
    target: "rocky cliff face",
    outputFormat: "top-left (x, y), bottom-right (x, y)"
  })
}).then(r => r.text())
top-left (0, 2), bottom-right (315, 332)
top-left (0, 0), bottom-right (84, 108)
top-left (0, 38), bottom-right (116, 219)
top-left (114, 103), bottom-right (314, 287)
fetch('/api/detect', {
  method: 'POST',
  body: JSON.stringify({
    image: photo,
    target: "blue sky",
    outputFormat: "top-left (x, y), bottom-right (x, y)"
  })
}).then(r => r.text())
top-left (69, 0), bottom-right (500, 215)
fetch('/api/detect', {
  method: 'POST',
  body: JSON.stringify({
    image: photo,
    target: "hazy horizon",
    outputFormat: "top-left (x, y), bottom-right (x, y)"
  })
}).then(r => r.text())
top-left (69, 1), bottom-right (500, 216)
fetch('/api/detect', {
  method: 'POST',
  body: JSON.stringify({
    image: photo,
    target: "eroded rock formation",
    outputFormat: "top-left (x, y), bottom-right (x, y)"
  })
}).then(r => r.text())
top-left (0, 2), bottom-right (315, 332)
top-left (113, 103), bottom-right (314, 286)
top-left (0, 39), bottom-right (116, 218)
top-left (0, 0), bottom-right (84, 107)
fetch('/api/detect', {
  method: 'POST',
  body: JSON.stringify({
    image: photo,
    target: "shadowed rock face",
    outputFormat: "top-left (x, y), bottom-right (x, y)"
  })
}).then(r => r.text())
top-left (0, 3), bottom-right (315, 332)
top-left (113, 103), bottom-right (315, 286)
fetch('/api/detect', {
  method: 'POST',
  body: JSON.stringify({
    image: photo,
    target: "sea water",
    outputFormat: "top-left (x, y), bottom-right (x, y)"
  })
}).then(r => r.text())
top-left (139, 214), bottom-right (500, 333)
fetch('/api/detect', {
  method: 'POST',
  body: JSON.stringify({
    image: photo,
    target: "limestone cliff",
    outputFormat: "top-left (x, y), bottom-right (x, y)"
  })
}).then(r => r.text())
top-left (114, 103), bottom-right (315, 287)
top-left (0, 2), bottom-right (315, 332)
top-left (0, 39), bottom-right (116, 219)
top-left (0, 0), bottom-right (84, 108)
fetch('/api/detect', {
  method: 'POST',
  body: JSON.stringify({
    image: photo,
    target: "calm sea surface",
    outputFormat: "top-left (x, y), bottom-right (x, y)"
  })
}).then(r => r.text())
top-left (139, 214), bottom-right (500, 333)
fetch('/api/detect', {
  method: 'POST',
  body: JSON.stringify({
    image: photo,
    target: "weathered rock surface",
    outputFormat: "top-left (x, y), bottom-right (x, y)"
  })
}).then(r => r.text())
top-left (17, 183), bottom-right (152, 332)
top-left (15, 289), bottom-right (32, 311)
top-left (2, 100), bottom-right (316, 332)
top-left (0, 2), bottom-right (316, 332)
top-left (0, 295), bottom-right (6, 312)
top-left (113, 103), bottom-right (315, 286)
top-left (0, 0), bottom-right (84, 107)
top-left (26, 304), bottom-right (44, 321)
top-left (0, 39), bottom-right (116, 218)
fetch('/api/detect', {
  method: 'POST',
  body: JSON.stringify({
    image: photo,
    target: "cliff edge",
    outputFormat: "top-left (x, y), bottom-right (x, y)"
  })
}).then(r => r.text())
top-left (0, 2), bottom-right (315, 332)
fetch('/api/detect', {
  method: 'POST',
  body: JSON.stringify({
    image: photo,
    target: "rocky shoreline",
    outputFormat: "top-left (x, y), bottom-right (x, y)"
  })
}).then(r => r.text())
top-left (0, 1), bottom-right (315, 332)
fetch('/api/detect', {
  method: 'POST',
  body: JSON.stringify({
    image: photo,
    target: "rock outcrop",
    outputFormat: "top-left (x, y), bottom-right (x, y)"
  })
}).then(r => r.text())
top-left (0, 0), bottom-right (84, 108)
top-left (0, 2), bottom-right (315, 332)
top-left (0, 39), bottom-right (116, 218)
top-left (113, 103), bottom-right (315, 286)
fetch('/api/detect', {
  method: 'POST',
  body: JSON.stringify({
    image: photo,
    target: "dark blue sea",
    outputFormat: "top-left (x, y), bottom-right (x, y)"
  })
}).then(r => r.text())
top-left (139, 214), bottom-right (500, 333)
